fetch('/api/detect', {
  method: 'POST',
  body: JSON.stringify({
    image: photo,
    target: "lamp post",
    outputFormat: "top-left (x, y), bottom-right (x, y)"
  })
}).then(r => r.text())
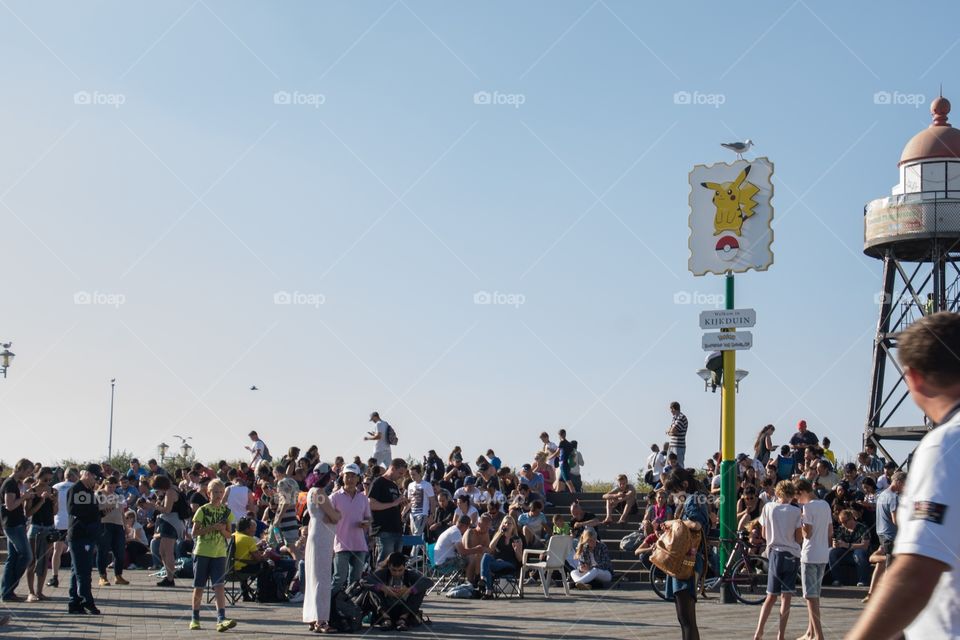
top-left (157, 442), bottom-right (169, 464)
top-left (0, 343), bottom-right (15, 378)
top-left (173, 435), bottom-right (193, 460)
top-left (107, 379), bottom-right (116, 460)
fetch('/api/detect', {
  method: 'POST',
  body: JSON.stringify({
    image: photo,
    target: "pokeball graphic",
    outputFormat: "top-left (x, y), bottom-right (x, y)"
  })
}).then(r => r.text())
top-left (716, 235), bottom-right (740, 262)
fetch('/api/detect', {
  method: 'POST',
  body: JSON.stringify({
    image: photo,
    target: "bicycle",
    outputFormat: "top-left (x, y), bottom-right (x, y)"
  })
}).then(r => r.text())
top-left (650, 531), bottom-right (769, 605)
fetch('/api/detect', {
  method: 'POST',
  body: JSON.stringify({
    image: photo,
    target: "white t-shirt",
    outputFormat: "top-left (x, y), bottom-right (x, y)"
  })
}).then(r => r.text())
top-left (53, 480), bottom-right (75, 530)
top-left (895, 415), bottom-right (960, 640)
top-left (760, 501), bottom-right (802, 557)
top-left (800, 499), bottom-right (832, 564)
top-left (434, 525), bottom-right (464, 565)
top-left (876, 474), bottom-right (891, 492)
top-left (476, 490), bottom-right (506, 508)
top-left (453, 504), bottom-right (479, 525)
top-left (453, 487), bottom-right (482, 506)
top-left (647, 451), bottom-right (665, 476)
top-left (374, 421), bottom-right (392, 456)
top-left (250, 439), bottom-right (266, 465)
top-left (406, 480), bottom-right (434, 517)
top-left (225, 484), bottom-right (250, 521)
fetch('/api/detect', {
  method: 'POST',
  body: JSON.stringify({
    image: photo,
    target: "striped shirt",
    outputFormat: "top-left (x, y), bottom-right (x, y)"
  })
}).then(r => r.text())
top-left (669, 412), bottom-right (689, 448)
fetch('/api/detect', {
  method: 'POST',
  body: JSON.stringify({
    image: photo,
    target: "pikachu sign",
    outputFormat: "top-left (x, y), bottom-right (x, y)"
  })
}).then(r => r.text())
top-left (688, 157), bottom-right (774, 276)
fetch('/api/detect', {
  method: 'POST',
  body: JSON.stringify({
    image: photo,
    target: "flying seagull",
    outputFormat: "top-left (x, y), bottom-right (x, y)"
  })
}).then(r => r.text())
top-left (721, 139), bottom-right (754, 160)
top-left (250, 385), bottom-right (258, 391)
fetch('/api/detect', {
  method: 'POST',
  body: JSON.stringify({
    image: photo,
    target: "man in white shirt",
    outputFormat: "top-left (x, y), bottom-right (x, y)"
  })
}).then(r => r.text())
top-left (48, 468), bottom-right (78, 588)
top-left (363, 412), bottom-right (392, 467)
top-left (433, 516), bottom-right (483, 568)
top-left (797, 478), bottom-right (833, 640)
top-left (244, 430), bottom-right (268, 467)
top-left (405, 464), bottom-right (435, 546)
top-left (848, 313), bottom-right (960, 640)
top-left (644, 444), bottom-right (665, 484)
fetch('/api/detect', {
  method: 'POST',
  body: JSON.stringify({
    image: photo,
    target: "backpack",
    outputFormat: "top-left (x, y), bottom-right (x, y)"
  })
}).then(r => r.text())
top-left (260, 441), bottom-right (273, 463)
top-left (620, 530), bottom-right (644, 553)
top-left (385, 423), bottom-right (398, 446)
top-left (329, 588), bottom-right (363, 632)
top-left (444, 583), bottom-right (476, 599)
top-left (173, 491), bottom-right (192, 520)
top-left (650, 520), bottom-right (701, 580)
top-left (256, 569), bottom-right (288, 603)
top-left (295, 490), bottom-right (309, 524)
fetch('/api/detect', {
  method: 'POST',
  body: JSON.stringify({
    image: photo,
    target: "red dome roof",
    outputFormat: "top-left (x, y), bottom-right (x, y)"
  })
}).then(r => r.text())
top-left (899, 95), bottom-right (960, 165)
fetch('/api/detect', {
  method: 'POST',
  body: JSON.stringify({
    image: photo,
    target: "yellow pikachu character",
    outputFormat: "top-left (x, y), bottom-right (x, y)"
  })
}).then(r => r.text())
top-left (701, 164), bottom-right (760, 236)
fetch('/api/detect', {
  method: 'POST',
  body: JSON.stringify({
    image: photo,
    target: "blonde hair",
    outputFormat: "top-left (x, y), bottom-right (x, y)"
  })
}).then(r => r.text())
top-left (575, 528), bottom-right (597, 558)
top-left (774, 480), bottom-right (797, 500)
top-left (208, 479), bottom-right (225, 495)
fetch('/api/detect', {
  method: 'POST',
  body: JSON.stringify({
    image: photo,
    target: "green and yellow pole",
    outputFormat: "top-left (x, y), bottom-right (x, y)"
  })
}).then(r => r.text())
top-left (719, 272), bottom-right (736, 603)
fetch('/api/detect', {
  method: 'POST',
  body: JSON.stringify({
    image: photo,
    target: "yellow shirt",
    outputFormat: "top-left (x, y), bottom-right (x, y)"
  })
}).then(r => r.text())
top-left (823, 448), bottom-right (837, 466)
top-left (233, 532), bottom-right (259, 569)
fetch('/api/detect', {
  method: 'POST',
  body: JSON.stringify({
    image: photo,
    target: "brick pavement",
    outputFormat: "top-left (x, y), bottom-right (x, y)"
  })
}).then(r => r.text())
top-left (0, 569), bottom-right (865, 639)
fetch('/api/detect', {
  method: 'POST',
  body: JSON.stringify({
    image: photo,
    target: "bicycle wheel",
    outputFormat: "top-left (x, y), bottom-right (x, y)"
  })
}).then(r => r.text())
top-left (729, 556), bottom-right (768, 605)
top-left (649, 566), bottom-right (672, 601)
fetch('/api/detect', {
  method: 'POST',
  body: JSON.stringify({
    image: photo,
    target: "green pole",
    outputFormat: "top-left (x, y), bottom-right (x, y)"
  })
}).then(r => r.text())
top-left (719, 272), bottom-right (736, 603)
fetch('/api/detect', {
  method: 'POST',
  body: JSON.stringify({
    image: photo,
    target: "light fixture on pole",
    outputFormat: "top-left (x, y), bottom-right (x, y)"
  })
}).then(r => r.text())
top-left (0, 343), bottom-right (15, 378)
top-left (107, 379), bottom-right (116, 460)
top-left (173, 434), bottom-right (193, 459)
top-left (157, 442), bottom-right (169, 463)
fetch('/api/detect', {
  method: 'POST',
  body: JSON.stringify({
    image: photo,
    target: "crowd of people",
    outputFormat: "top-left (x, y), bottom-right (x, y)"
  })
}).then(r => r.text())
top-left (3, 304), bottom-right (960, 640)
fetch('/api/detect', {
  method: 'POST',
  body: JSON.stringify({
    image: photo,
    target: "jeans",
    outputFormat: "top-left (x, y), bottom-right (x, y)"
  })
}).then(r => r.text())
top-left (376, 531), bottom-right (403, 564)
top-left (1, 525), bottom-right (32, 599)
top-left (332, 551), bottom-right (367, 592)
top-left (409, 515), bottom-right (427, 557)
top-left (673, 446), bottom-right (686, 468)
top-left (480, 554), bottom-right (516, 590)
top-left (68, 538), bottom-right (96, 606)
top-left (97, 523), bottom-right (126, 577)
top-left (828, 548), bottom-right (870, 585)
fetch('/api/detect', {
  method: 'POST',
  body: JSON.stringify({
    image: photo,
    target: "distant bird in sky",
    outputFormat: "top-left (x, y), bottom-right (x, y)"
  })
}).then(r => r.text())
top-left (721, 139), bottom-right (754, 160)
top-left (250, 385), bottom-right (258, 391)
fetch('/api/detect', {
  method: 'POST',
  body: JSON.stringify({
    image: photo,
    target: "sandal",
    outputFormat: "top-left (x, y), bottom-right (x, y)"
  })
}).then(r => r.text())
top-left (396, 618), bottom-right (409, 632)
top-left (378, 619), bottom-right (396, 631)
top-left (319, 622), bottom-right (337, 634)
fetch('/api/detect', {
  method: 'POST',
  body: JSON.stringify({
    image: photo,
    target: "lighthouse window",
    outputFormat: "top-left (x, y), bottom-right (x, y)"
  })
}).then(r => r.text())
top-left (947, 163), bottom-right (960, 193)
top-left (904, 164), bottom-right (921, 192)
top-left (922, 161), bottom-right (947, 193)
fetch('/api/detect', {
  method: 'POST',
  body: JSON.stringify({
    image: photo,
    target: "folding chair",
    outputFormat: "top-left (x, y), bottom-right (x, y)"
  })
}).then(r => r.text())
top-left (424, 543), bottom-right (465, 596)
top-left (519, 534), bottom-right (574, 598)
top-left (207, 537), bottom-right (258, 605)
top-left (491, 565), bottom-right (522, 599)
top-left (402, 534), bottom-right (426, 574)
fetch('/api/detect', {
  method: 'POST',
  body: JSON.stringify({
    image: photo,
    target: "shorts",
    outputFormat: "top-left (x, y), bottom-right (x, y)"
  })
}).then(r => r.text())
top-left (193, 555), bottom-right (227, 588)
top-left (156, 518), bottom-right (180, 540)
top-left (437, 555), bottom-right (467, 572)
top-left (767, 550), bottom-right (798, 595)
top-left (801, 562), bottom-right (825, 598)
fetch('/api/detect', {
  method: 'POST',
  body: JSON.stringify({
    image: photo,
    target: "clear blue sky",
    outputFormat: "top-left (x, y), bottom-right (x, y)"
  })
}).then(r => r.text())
top-left (0, 1), bottom-right (945, 477)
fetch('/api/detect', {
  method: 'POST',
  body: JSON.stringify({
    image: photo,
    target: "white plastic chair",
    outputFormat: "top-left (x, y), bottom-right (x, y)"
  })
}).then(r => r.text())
top-left (519, 534), bottom-right (574, 597)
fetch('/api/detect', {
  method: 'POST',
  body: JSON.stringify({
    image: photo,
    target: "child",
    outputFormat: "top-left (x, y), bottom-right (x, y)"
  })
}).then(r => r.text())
top-left (747, 520), bottom-right (765, 556)
top-left (189, 480), bottom-right (236, 632)
top-left (552, 514), bottom-right (571, 536)
top-left (753, 480), bottom-right (802, 640)
top-left (820, 438), bottom-right (836, 467)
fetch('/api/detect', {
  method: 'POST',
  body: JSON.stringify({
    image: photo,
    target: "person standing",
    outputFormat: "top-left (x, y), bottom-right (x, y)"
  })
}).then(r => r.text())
top-left (667, 402), bottom-right (688, 467)
top-left (796, 478), bottom-right (832, 640)
top-left (48, 467), bottom-right (77, 589)
top-left (663, 467), bottom-right (708, 640)
top-left (405, 465), bottom-right (435, 545)
top-left (368, 459), bottom-right (408, 564)
top-left (244, 430), bottom-right (270, 468)
top-left (224, 469), bottom-right (254, 523)
top-left (789, 420), bottom-right (819, 467)
top-left (66, 465), bottom-right (102, 614)
top-left (188, 480), bottom-right (236, 632)
top-left (644, 444), bottom-right (666, 485)
top-left (1, 458), bottom-right (35, 602)
top-left (862, 471), bottom-right (905, 605)
top-left (96, 477), bottom-right (129, 587)
top-left (303, 466), bottom-right (341, 633)
top-left (555, 429), bottom-right (577, 493)
top-left (364, 412), bottom-right (393, 468)
top-left (753, 480), bottom-right (802, 640)
top-left (330, 463), bottom-right (372, 591)
top-left (847, 312), bottom-right (960, 638)
top-left (754, 425), bottom-right (776, 467)
top-left (25, 467), bottom-right (58, 602)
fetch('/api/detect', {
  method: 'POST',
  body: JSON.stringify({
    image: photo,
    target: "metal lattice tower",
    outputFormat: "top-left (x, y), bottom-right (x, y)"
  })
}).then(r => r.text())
top-left (864, 95), bottom-right (960, 465)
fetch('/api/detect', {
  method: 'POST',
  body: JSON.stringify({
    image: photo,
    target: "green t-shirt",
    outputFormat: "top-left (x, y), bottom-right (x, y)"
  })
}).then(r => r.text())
top-left (192, 503), bottom-right (234, 558)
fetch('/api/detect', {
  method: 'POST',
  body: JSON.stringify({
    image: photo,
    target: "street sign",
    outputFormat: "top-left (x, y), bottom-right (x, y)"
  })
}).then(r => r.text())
top-left (702, 331), bottom-right (753, 351)
top-left (699, 308), bottom-right (756, 330)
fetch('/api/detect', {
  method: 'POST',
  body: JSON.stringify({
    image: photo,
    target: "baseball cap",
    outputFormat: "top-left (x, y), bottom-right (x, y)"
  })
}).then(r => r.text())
top-left (736, 453), bottom-right (748, 462)
top-left (342, 463), bottom-right (362, 476)
top-left (521, 463), bottom-right (532, 471)
top-left (464, 476), bottom-right (477, 486)
top-left (844, 462), bottom-right (857, 472)
top-left (797, 419), bottom-right (807, 430)
top-left (314, 462), bottom-right (331, 475)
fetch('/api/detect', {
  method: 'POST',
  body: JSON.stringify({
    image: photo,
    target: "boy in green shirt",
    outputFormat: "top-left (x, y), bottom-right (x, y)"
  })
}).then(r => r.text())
top-left (190, 479), bottom-right (236, 632)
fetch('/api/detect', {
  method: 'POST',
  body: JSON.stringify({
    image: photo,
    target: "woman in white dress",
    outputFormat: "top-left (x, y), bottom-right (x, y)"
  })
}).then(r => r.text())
top-left (303, 467), bottom-right (340, 633)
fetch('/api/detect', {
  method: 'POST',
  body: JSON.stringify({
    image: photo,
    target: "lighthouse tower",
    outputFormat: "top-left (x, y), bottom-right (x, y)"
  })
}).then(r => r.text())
top-left (864, 95), bottom-right (960, 462)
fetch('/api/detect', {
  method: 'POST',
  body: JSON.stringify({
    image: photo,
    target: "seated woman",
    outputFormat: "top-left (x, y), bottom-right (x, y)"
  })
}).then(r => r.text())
top-left (124, 510), bottom-right (151, 568)
top-left (362, 552), bottom-right (433, 632)
top-left (478, 515), bottom-right (524, 598)
top-left (570, 529), bottom-right (613, 590)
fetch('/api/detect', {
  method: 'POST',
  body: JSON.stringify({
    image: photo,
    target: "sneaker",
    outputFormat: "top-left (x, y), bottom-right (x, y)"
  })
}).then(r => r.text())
top-left (831, 580), bottom-right (842, 587)
top-left (98, 577), bottom-right (111, 587)
top-left (114, 576), bottom-right (130, 586)
top-left (67, 603), bottom-right (87, 615)
top-left (216, 619), bottom-right (237, 632)
top-left (288, 592), bottom-right (304, 603)
top-left (189, 620), bottom-right (201, 631)
top-left (156, 578), bottom-right (176, 588)
top-left (856, 582), bottom-right (867, 587)
top-left (83, 603), bottom-right (101, 615)
top-left (46, 576), bottom-right (59, 588)
top-left (0, 594), bottom-right (24, 603)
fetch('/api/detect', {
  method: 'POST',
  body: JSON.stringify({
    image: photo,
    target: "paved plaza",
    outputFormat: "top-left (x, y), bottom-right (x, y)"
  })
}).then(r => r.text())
top-left (0, 570), bottom-right (865, 639)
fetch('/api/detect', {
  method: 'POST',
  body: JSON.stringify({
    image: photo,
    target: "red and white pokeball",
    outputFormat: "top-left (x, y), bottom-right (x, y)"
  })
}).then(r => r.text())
top-left (716, 235), bottom-right (740, 262)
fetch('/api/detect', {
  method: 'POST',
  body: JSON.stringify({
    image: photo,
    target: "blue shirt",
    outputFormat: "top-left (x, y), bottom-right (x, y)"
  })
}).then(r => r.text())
top-left (876, 488), bottom-right (899, 540)
top-left (489, 456), bottom-right (502, 471)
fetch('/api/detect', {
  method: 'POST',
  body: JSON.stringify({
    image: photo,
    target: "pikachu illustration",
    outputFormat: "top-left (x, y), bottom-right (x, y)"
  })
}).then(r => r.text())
top-left (701, 164), bottom-right (760, 236)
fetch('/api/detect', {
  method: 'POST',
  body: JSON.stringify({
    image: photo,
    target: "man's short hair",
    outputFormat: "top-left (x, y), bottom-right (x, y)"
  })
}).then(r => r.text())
top-left (898, 312), bottom-right (960, 386)
top-left (248, 430), bottom-right (258, 437)
top-left (457, 515), bottom-right (472, 526)
top-left (539, 431), bottom-right (549, 439)
top-left (130, 458), bottom-right (139, 465)
top-left (670, 401), bottom-right (681, 411)
top-left (147, 459), bottom-right (157, 465)
top-left (795, 478), bottom-right (814, 494)
top-left (390, 458), bottom-right (408, 470)
top-left (892, 471), bottom-right (907, 484)
top-left (409, 464), bottom-right (423, 474)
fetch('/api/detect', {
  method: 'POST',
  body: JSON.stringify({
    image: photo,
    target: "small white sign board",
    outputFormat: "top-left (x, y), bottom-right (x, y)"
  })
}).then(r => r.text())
top-left (702, 331), bottom-right (753, 351)
top-left (699, 309), bottom-right (756, 330)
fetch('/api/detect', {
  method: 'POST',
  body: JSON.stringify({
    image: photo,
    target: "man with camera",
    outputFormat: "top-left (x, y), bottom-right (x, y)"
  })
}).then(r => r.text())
top-left (1, 458), bottom-right (35, 602)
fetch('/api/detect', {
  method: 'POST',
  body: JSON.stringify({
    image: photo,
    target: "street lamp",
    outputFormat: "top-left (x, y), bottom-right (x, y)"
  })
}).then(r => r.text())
top-left (0, 343), bottom-right (15, 378)
top-left (173, 434), bottom-right (193, 459)
top-left (157, 442), bottom-right (169, 463)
